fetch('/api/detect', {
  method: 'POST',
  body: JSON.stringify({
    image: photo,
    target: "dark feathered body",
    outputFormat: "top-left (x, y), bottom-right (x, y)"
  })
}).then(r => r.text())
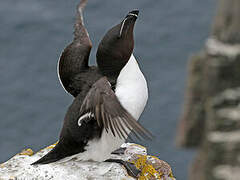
top-left (59, 68), bottom-right (103, 148)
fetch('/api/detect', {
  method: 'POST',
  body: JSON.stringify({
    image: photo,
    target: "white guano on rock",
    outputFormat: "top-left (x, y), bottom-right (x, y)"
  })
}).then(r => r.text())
top-left (206, 38), bottom-right (240, 58)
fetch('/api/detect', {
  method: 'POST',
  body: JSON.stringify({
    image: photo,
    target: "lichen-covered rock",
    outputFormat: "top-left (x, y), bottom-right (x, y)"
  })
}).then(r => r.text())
top-left (0, 143), bottom-right (175, 180)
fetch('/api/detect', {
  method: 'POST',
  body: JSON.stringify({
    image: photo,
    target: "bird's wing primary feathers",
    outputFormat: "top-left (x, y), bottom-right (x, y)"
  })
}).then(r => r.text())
top-left (78, 77), bottom-right (153, 140)
top-left (57, 0), bottom-right (92, 97)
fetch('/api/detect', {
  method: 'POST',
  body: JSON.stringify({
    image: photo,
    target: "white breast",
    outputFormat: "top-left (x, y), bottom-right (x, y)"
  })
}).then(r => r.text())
top-left (115, 54), bottom-right (148, 120)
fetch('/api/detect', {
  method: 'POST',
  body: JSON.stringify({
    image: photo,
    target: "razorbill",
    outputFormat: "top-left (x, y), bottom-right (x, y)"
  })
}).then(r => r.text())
top-left (32, 0), bottom-right (151, 167)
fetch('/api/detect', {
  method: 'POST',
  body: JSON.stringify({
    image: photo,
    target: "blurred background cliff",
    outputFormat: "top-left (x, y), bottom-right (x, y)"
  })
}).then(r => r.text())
top-left (177, 0), bottom-right (240, 179)
top-left (3, 0), bottom-right (238, 179)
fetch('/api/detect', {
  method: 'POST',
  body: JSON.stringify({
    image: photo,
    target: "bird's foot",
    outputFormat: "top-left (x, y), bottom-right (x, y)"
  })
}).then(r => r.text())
top-left (105, 158), bottom-right (141, 178)
top-left (111, 147), bottom-right (126, 155)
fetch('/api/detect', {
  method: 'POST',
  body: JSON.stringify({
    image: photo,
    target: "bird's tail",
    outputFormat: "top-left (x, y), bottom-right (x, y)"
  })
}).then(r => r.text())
top-left (31, 144), bottom-right (64, 165)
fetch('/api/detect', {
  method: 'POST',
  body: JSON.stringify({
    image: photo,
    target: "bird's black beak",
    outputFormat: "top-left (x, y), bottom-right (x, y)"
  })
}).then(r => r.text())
top-left (125, 10), bottom-right (139, 19)
top-left (118, 10), bottom-right (139, 38)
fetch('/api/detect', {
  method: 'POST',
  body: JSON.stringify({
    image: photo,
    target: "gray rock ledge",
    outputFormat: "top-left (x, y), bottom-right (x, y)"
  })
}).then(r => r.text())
top-left (0, 143), bottom-right (175, 180)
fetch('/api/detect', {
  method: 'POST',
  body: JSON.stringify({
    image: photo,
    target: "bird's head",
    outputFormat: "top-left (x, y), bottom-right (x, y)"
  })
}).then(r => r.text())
top-left (96, 10), bottom-right (139, 79)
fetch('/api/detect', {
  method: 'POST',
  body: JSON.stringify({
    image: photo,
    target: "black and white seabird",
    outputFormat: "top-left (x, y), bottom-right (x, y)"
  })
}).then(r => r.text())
top-left (32, 0), bottom-right (152, 170)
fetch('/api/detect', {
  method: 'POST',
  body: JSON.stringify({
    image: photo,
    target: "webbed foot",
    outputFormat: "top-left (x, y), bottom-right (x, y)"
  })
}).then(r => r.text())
top-left (105, 158), bottom-right (140, 178)
top-left (111, 147), bottom-right (126, 155)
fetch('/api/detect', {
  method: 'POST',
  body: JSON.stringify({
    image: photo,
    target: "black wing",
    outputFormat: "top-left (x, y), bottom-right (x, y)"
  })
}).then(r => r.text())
top-left (78, 77), bottom-right (153, 140)
top-left (58, 0), bottom-right (92, 97)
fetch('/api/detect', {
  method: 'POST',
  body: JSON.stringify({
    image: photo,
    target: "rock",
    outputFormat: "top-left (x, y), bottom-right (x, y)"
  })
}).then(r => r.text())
top-left (206, 38), bottom-right (240, 58)
top-left (212, 0), bottom-right (240, 44)
top-left (213, 165), bottom-right (240, 180)
top-left (188, 88), bottom-right (240, 180)
top-left (177, 52), bottom-right (240, 148)
top-left (176, 52), bottom-right (207, 147)
top-left (0, 143), bottom-right (175, 180)
top-left (177, 0), bottom-right (240, 149)
top-left (207, 88), bottom-right (240, 132)
top-left (176, 0), bottom-right (240, 180)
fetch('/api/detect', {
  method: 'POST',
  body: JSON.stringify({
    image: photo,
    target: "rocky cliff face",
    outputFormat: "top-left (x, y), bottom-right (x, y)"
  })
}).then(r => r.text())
top-left (177, 0), bottom-right (240, 180)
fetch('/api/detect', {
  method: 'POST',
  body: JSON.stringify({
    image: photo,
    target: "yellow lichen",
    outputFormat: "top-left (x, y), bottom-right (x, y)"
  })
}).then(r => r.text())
top-left (46, 141), bottom-right (59, 149)
top-left (129, 154), bottom-right (175, 180)
top-left (169, 172), bottom-right (175, 179)
top-left (134, 155), bottom-right (147, 169)
top-left (129, 155), bottom-right (160, 179)
top-left (140, 164), bottom-right (160, 180)
top-left (18, 148), bottom-right (34, 156)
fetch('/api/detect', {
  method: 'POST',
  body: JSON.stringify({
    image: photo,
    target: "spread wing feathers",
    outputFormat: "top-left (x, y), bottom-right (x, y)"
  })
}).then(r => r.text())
top-left (79, 77), bottom-right (153, 140)
top-left (57, 0), bottom-right (92, 97)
